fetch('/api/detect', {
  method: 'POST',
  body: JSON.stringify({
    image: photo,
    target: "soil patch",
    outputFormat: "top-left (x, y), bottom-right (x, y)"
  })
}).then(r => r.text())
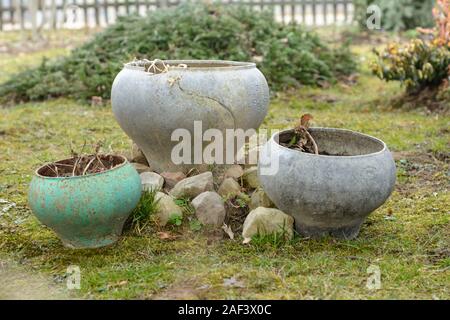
top-left (38, 154), bottom-right (124, 177)
top-left (393, 151), bottom-right (449, 195)
top-left (0, 258), bottom-right (71, 300)
top-left (150, 279), bottom-right (210, 300)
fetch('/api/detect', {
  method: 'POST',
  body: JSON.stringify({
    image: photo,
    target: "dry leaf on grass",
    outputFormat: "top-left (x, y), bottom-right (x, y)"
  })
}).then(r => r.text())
top-left (157, 231), bottom-right (178, 240)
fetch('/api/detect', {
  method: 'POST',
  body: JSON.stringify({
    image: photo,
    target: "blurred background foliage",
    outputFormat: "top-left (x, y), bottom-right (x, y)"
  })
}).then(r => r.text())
top-left (0, 3), bottom-right (357, 104)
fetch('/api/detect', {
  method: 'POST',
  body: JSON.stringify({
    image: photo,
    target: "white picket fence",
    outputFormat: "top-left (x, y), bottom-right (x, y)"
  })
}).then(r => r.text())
top-left (0, 0), bottom-right (354, 31)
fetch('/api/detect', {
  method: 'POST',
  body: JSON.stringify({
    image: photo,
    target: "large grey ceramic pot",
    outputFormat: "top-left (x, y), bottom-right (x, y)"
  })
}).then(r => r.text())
top-left (111, 60), bottom-right (269, 173)
top-left (258, 128), bottom-right (396, 239)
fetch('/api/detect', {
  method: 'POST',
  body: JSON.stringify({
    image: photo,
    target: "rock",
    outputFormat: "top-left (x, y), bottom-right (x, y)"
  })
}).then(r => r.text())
top-left (218, 178), bottom-right (241, 198)
top-left (155, 192), bottom-right (183, 226)
top-left (210, 165), bottom-right (227, 185)
top-left (160, 171), bottom-right (186, 190)
top-left (170, 172), bottom-right (214, 199)
top-left (131, 142), bottom-right (148, 165)
top-left (242, 207), bottom-right (294, 243)
top-left (140, 172), bottom-right (164, 191)
top-left (243, 167), bottom-right (259, 189)
top-left (249, 188), bottom-right (274, 210)
top-left (131, 162), bottom-right (152, 174)
top-left (192, 191), bottom-right (226, 227)
top-left (224, 165), bottom-right (244, 180)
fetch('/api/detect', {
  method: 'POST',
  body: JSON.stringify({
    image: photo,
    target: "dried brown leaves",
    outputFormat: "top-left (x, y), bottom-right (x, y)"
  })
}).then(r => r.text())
top-left (281, 113), bottom-right (319, 154)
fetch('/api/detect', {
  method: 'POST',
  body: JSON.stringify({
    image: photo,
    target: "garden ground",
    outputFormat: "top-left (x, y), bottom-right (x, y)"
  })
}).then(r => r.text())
top-left (0, 29), bottom-right (448, 299)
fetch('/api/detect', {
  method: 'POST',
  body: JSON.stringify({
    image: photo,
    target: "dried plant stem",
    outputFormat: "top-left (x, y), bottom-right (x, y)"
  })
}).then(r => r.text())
top-left (146, 59), bottom-right (169, 74)
top-left (45, 164), bottom-right (58, 177)
top-left (302, 128), bottom-right (319, 155)
top-left (285, 113), bottom-right (319, 155)
top-left (72, 141), bottom-right (87, 176)
top-left (96, 154), bottom-right (107, 170)
top-left (72, 156), bottom-right (81, 176)
top-left (41, 141), bottom-right (119, 178)
top-left (54, 163), bottom-right (73, 167)
top-left (82, 157), bottom-right (96, 175)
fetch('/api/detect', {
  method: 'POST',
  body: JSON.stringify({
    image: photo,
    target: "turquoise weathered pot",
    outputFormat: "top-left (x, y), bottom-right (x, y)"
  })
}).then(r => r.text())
top-left (28, 155), bottom-right (141, 249)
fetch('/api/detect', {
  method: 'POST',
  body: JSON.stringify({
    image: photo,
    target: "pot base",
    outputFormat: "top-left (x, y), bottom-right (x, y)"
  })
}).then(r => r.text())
top-left (59, 234), bottom-right (120, 249)
top-left (295, 220), bottom-right (364, 240)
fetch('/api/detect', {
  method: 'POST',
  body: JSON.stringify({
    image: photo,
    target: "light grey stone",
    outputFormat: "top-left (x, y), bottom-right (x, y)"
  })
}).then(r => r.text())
top-left (170, 172), bottom-right (214, 199)
top-left (258, 128), bottom-right (396, 239)
top-left (218, 178), bottom-right (241, 198)
top-left (243, 167), bottom-right (259, 189)
top-left (111, 60), bottom-right (269, 173)
top-left (224, 165), bottom-right (244, 180)
top-left (155, 192), bottom-right (183, 226)
top-left (249, 188), bottom-right (274, 210)
top-left (242, 207), bottom-right (294, 243)
top-left (192, 191), bottom-right (226, 227)
top-left (140, 172), bottom-right (164, 191)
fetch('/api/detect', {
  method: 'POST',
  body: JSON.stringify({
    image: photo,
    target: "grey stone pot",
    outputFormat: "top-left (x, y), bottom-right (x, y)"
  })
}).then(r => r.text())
top-left (111, 60), bottom-right (269, 173)
top-left (258, 128), bottom-right (396, 239)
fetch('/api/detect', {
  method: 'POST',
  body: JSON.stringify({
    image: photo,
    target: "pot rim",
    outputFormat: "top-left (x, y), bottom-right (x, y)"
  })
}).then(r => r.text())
top-left (123, 59), bottom-right (256, 72)
top-left (34, 154), bottom-right (130, 180)
top-left (272, 127), bottom-right (388, 159)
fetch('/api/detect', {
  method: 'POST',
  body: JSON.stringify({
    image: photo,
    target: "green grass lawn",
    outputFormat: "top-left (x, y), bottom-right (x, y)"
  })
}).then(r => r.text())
top-left (0, 30), bottom-right (449, 299)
